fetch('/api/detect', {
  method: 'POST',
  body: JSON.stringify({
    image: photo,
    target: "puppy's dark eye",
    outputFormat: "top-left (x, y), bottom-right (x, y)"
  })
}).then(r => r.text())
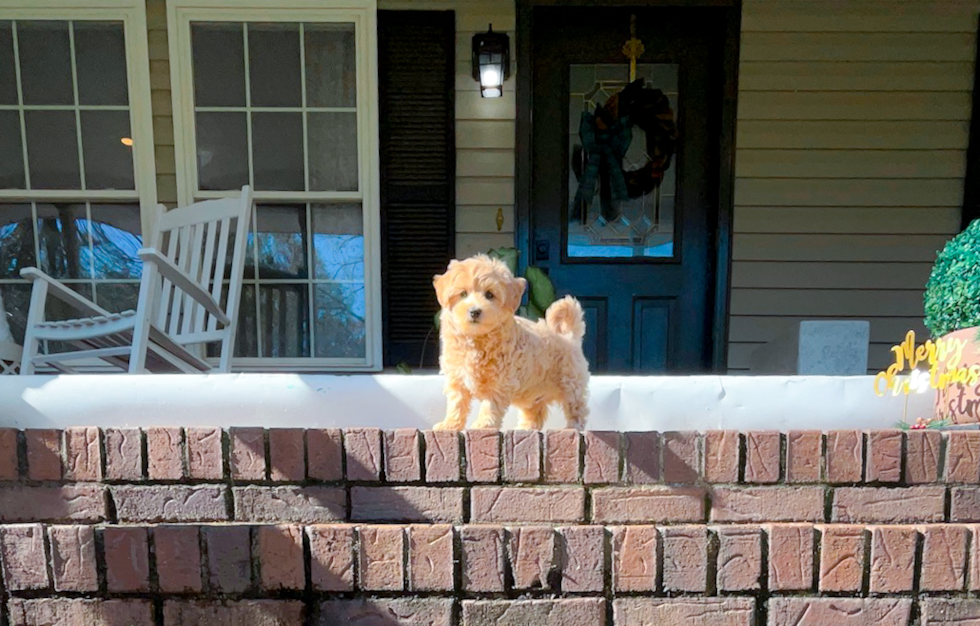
top-left (460, 290), bottom-right (468, 298)
top-left (485, 291), bottom-right (494, 300)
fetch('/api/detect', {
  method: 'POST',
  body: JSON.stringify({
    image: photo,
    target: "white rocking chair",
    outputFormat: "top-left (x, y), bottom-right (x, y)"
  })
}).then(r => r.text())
top-left (20, 186), bottom-right (254, 374)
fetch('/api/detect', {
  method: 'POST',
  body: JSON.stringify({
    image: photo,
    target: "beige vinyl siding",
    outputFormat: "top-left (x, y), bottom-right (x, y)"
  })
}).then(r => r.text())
top-left (146, 0), bottom-right (177, 206)
top-left (728, 0), bottom-right (976, 373)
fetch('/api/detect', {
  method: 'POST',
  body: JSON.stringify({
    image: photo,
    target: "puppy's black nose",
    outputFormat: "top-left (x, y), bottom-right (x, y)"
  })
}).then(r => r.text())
top-left (469, 307), bottom-right (482, 321)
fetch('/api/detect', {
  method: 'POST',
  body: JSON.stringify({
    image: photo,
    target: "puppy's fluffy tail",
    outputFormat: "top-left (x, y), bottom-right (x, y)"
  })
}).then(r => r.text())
top-left (545, 296), bottom-right (586, 343)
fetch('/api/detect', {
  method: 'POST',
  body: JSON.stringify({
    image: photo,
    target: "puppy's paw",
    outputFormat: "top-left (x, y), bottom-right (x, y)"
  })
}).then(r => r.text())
top-left (432, 418), bottom-right (463, 431)
top-left (472, 415), bottom-right (500, 429)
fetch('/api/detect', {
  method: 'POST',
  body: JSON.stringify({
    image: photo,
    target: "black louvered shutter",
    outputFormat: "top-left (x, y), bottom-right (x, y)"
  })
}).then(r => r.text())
top-left (378, 11), bottom-right (455, 368)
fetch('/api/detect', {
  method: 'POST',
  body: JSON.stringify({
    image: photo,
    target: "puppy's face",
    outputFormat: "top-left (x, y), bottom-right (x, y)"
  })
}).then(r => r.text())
top-left (434, 256), bottom-right (527, 337)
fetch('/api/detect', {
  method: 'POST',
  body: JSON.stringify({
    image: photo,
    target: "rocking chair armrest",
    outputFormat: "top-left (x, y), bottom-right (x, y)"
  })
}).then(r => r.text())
top-left (137, 248), bottom-right (231, 326)
top-left (19, 267), bottom-right (110, 317)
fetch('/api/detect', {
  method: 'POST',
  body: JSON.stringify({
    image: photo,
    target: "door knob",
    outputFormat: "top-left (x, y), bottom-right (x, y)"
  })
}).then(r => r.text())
top-left (534, 239), bottom-right (550, 262)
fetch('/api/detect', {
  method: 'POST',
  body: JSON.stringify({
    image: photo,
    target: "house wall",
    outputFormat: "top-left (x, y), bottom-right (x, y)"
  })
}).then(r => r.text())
top-left (146, 0), bottom-right (177, 207)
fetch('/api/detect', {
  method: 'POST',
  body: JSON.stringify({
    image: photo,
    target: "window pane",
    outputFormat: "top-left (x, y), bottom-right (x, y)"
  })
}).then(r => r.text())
top-left (74, 21), bottom-right (128, 106)
top-left (36, 203), bottom-right (90, 279)
top-left (255, 204), bottom-right (307, 279)
top-left (312, 203), bottom-right (363, 282)
top-left (233, 283), bottom-right (258, 357)
top-left (0, 22), bottom-right (17, 105)
top-left (90, 203), bottom-right (141, 279)
top-left (308, 112), bottom-right (357, 191)
top-left (81, 111), bottom-right (135, 190)
top-left (24, 111), bottom-right (80, 189)
top-left (252, 112), bottom-right (304, 191)
top-left (192, 23), bottom-right (245, 107)
top-left (196, 112), bottom-right (248, 190)
top-left (315, 282), bottom-right (364, 358)
top-left (18, 21), bottom-right (73, 105)
top-left (0, 204), bottom-right (34, 279)
top-left (248, 23), bottom-right (301, 107)
top-left (0, 111), bottom-right (24, 188)
top-left (94, 282), bottom-right (139, 313)
top-left (0, 283), bottom-right (30, 344)
top-left (304, 23), bottom-right (356, 108)
top-left (259, 283), bottom-right (310, 357)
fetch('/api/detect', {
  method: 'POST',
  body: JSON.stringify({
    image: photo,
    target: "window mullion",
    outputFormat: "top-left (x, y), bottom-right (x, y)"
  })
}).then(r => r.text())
top-left (10, 21), bottom-right (31, 190)
top-left (68, 21), bottom-right (87, 193)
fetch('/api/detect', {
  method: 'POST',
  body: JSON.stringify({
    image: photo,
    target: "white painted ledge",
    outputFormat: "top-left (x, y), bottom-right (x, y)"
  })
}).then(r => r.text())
top-left (0, 374), bottom-right (931, 431)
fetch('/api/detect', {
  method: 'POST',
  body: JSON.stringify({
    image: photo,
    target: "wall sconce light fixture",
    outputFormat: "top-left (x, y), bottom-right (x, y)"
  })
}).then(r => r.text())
top-left (472, 25), bottom-right (510, 98)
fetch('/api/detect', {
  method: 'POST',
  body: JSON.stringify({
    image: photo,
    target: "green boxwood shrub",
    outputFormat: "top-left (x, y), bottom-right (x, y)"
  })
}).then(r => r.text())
top-left (924, 219), bottom-right (980, 338)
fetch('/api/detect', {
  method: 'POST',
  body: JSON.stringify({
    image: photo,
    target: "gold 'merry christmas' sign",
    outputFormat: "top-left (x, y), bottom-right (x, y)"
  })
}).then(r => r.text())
top-left (875, 330), bottom-right (979, 397)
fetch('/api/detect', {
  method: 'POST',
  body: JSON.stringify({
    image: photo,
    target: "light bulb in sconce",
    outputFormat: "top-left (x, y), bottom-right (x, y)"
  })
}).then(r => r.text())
top-left (120, 137), bottom-right (133, 147)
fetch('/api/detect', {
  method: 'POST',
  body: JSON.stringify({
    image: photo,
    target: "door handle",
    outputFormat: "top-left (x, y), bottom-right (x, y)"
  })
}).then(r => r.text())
top-left (534, 239), bottom-right (550, 262)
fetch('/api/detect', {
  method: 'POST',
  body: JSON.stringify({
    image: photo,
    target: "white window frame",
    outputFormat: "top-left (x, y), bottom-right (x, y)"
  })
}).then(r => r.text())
top-left (167, 0), bottom-right (383, 372)
top-left (0, 0), bottom-right (158, 230)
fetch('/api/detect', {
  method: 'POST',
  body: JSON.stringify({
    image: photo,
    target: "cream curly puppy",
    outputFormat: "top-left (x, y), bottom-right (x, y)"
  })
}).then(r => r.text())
top-left (432, 255), bottom-right (590, 431)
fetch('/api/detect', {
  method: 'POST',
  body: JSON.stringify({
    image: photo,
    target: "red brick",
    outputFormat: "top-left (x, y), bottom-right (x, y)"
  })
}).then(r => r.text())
top-left (471, 486), bottom-right (584, 523)
top-left (866, 430), bottom-right (902, 483)
top-left (105, 427), bottom-right (142, 481)
top-left (269, 428), bottom-right (305, 482)
top-left (0, 428), bottom-right (19, 480)
top-left (559, 525), bottom-right (604, 592)
top-left (64, 427), bottom-right (101, 481)
top-left (466, 430), bottom-right (500, 482)
top-left (321, 598), bottom-right (453, 626)
top-left (786, 430), bottom-right (821, 483)
top-left (971, 524), bottom-right (980, 592)
top-left (0, 485), bottom-right (106, 522)
top-left (204, 525), bottom-right (252, 593)
top-left (423, 430), bottom-right (460, 482)
top-left (307, 428), bottom-right (343, 481)
top-left (768, 598), bottom-right (911, 626)
top-left (384, 429), bottom-right (421, 482)
top-left (583, 431), bottom-right (620, 483)
top-left (408, 524), bottom-right (454, 591)
top-left (104, 526), bottom-right (149, 592)
top-left (155, 525), bottom-right (202, 593)
top-left (946, 432), bottom-right (980, 483)
top-left (185, 427), bottom-right (223, 480)
top-left (767, 523), bottom-right (814, 591)
top-left (921, 524), bottom-right (968, 591)
top-left (819, 525), bottom-right (865, 592)
top-left (952, 486), bottom-right (980, 522)
top-left (663, 431), bottom-right (700, 483)
top-left (351, 486), bottom-right (463, 523)
top-left (48, 525), bottom-right (97, 592)
top-left (146, 427), bottom-right (183, 480)
top-left (358, 525), bottom-right (404, 591)
top-left (662, 525), bottom-right (707, 592)
top-left (461, 525), bottom-right (505, 592)
top-left (258, 525), bottom-right (305, 591)
top-left (833, 486), bottom-right (945, 523)
top-left (544, 430), bottom-right (580, 483)
top-left (1, 524), bottom-right (48, 590)
top-left (744, 431), bottom-right (780, 483)
top-left (234, 485), bottom-right (345, 523)
top-left (307, 524), bottom-right (354, 591)
top-left (26, 429), bottom-right (61, 481)
top-left (906, 429), bottom-right (941, 483)
top-left (345, 428), bottom-right (382, 481)
top-left (614, 598), bottom-right (754, 626)
top-left (8, 599), bottom-right (153, 626)
top-left (715, 526), bottom-right (761, 591)
top-left (712, 486), bottom-right (824, 523)
top-left (463, 599), bottom-right (606, 626)
top-left (503, 430), bottom-right (540, 482)
top-left (704, 430), bottom-right (739, 483)
top-left (826, 430), bottom-right (863, 483)
top-left (230, 427), bottom-right (266, 480)
top-left (922, 599), bottom-right (980, 626)
top-left (163, 600), bottom-right (303, 626)
top-left (611, 525), bottom-right (658, 592)
top-left (509, 526), bottom-right (557, 590)
top-left (112, 485), bottom-right (229, 523)
top-left (592, 486), bottom-right (704, 523)
top-left (869, 526), bottom-right (916, 593)
top-left (624, 431), bottom-right (659, 484)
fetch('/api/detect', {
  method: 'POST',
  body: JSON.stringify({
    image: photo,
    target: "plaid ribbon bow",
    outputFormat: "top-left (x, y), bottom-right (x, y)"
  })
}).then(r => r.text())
top-left (572, 110), bottom-right (632, 215)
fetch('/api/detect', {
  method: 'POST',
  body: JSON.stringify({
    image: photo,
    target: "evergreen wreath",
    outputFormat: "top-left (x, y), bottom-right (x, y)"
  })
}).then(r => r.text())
top-left (924, 218), bottom-right (980, 338)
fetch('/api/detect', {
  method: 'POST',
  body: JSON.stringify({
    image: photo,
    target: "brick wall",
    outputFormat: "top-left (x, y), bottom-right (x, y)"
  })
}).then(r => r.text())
top-left (2, 427), bottom-right (980, 625)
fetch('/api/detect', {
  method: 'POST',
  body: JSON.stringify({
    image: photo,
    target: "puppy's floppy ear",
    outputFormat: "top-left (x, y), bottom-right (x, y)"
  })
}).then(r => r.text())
top-left (505, 276), bottom-right (527, 313)
top-left (433, 272), bottom-right (450, 309)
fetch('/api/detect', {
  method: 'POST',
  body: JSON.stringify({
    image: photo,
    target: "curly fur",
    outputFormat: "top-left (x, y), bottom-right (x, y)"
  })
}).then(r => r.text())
top-left (432, 255), bottom-right (590, 431)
